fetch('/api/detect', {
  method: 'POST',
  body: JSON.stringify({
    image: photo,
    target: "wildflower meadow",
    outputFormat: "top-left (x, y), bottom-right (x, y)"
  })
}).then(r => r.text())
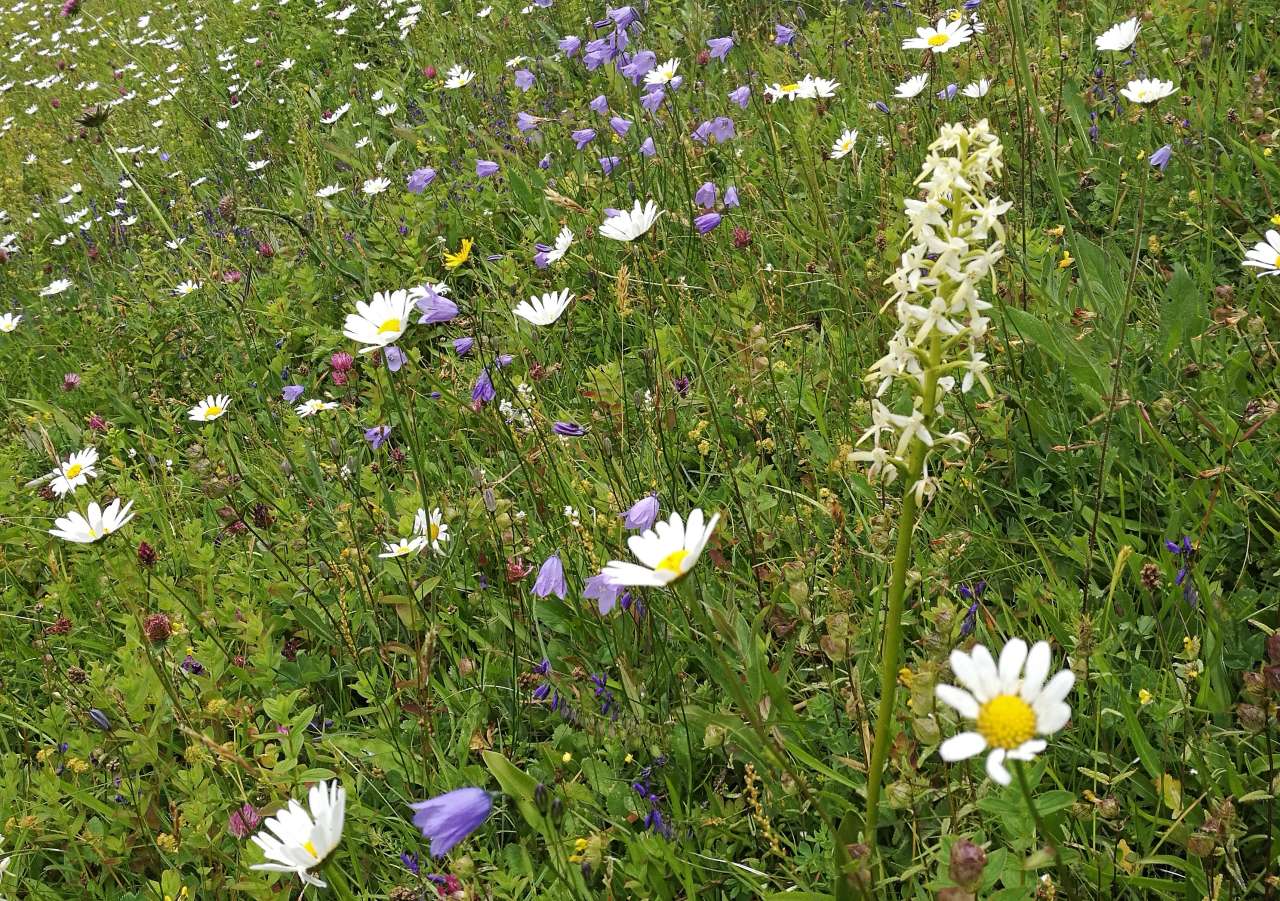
top-left (2, 0), bottom-right (1279, 897)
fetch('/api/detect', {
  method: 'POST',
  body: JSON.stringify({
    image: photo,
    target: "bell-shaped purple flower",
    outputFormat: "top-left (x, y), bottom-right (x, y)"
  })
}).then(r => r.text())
top-left (723, 185), bottom-right (739, 208)
top-left (559, 35), bottom-right (581, 56)
top-left (584, 571), bottom-right (625, 614)
top-left (533, 553), bottom-right (567, 599)
top-left (516, 111), bottom-right (541, 133)
top-left (1149, 144), bottom-right (1173, 171)
top-left (384, 345), bottom-right (406, 371)
top-left (775, 23), bottom-right (796, 46)
top-left (599, 155), bottom-right (621, 174)
top-left (707, 36), bottom-right (734, 60)
top-left (453, 336), bottom-right (474, 356)
top-left (639, 136), bottom-right (656, 157)
top-left (282, 384), bottom-right (305, 403)
top-left (589, 94), bottom-right (609, 114)
top-left (609, 115), bottom-right (632, 136)
top-left (514, 69), bottom-right (535, 91)
top-left (572, 127), bottom-right (596, 150)
top-left (640, 87), bottom-right (665, 113)
top-left (728, 85), bottom-right (750, 109)
top-left (416, 288), bottom-right (458, 324)
top-left (476, 159), bottom-right (499, 178)
top-left (621, 493), bottom-right (659, 530)
top-left (552, 421), bottom-right (586, 436)
top-left (694, 181), bottom-right (717, 209)
top-left (409, 787), bottom-right (494, 857)
top-left (619, 50), bottom-right (656, 85)
top-left (365, 425), bottom-right (392, 448)
top-left (406, 167), bottom-right (437, 193)
top-left (694, 211), bottom-right (722, 234)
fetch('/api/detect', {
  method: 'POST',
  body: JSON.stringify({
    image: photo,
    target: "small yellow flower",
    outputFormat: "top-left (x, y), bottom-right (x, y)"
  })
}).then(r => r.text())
top-left (1271, 213), bottom-right (1280, 227)
top-left (624, 753), bottom-right (634, 764)
top-left (443, 237), bottom-right (473, 270)
top-left (156, 832), bottom-right (179, 853)
top-left (898, 666), bottom-right (914, 688)
top-left (1057, 249), bottom-right (1074, 269)
top-left (1138, 688), bottom-right (1153, 706)
top-left (1265, 148), bottom-right (1274, 158)
top-left (561, 751), bottom-right (572, 763)
top-left (1046, 225), bottom-right (1065, 238)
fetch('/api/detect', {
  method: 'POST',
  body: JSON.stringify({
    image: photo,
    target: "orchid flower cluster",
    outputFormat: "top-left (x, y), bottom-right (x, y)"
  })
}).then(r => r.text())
top-left (851, 119), bottom-right (1010, 504)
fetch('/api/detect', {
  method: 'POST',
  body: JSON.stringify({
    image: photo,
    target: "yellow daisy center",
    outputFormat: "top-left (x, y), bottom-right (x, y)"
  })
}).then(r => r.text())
top-left (927, 33), bottom-right (950, 47)
top-left (376, 317), bottom-right (402, 335)
top-left (205, 405), bottom-right (223, 418)
top-left (780, 82), bottom-right (799, 93)
top-left (1273, 253), bottom-right (1280, 268)
top-left (65, 463), bottom-right (83, 479)
top-left (655, 548), bottom-right (689, 575)
top-left (303, 840), bottom-right (319, 858)
top-left (87, 527), bottom-right (98, 538)
top-left (429, 523), bottom-right (440, 540)
top-left (976, 694), bottom-right (1036, 749)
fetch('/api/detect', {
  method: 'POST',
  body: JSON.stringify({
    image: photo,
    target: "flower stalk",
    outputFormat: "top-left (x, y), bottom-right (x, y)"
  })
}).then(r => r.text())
top-left (854, 120), bottom-right (1010, 843)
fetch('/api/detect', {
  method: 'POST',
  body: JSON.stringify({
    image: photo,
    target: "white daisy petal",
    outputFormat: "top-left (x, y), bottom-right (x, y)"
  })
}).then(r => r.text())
top-left (935, 684), bottom-right (980, 719)
top-left (940, 731), bottom-right (986, 761)
top-left (997, 637), bottom-right (1028, 692)
top-left (985, 748), bottom-right (1011, 784)
top-left (1020, 641), bottom-right (1052, 702)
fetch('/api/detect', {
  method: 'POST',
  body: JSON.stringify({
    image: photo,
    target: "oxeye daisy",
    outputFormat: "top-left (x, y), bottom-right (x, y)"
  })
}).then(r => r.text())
top-left (513, 289), bottom-right (573, 326)
top-left (0, 312), bottom-right (21, 332)
top-left (601, 508), bottom-right (720, 588)
top-left (894, 73), bottom-right (929, 99)
top-left (1095, 17), bottom-right (1140, 52)
top-left (443, 65), bottom-right (475, 89)
top-left (643, 58), bottom-right (679, 86)
top-left (902, 17), bottom-right (973, 54)
top-left (599, 200), bottom-right (661, 242)
top-left (1120, 78), bottom-right (1176, 104)
top-left (343, 289), bottom-right (417, 352)
top-left (1243, 230), bottom-right (1280, 276)
top-left (49, 447), bottom-right (98, 496)
top-left (49, 498), bottom-right (135, 543)
top-left (249, 780), bottom-right (346, 888)
top-left (829, 128), bottom-right (859, 160)
top-left (414, 507), bottom-right (450, 554)
top-left (296, 399), bottom-right (340, 417)
top-left (379, 535), bottom-right (427, 558)
top-left (935, 638), bottom-right (1074, 785)
top-left (189, 394), bottom-right (231, 422)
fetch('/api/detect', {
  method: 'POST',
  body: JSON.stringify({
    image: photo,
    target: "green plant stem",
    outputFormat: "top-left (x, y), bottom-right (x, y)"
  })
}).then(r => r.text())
top-left (864, 335), bottom-right (941, 843)
top-left (861, 469), bottom-right (919, 843)
top-left (1014, 761), bottom-right (1068, 894)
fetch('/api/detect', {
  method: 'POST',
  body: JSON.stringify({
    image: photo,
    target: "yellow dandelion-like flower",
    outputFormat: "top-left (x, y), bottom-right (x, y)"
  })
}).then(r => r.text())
top-left (443, 237), bottom-right (473, 270)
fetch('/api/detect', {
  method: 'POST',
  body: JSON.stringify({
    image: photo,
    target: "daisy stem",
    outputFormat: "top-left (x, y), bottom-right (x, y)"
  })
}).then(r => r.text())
top-left (1013, 760), bottom-right (1067, 892)
top-left (323, 859), bottom-right (359, 901)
